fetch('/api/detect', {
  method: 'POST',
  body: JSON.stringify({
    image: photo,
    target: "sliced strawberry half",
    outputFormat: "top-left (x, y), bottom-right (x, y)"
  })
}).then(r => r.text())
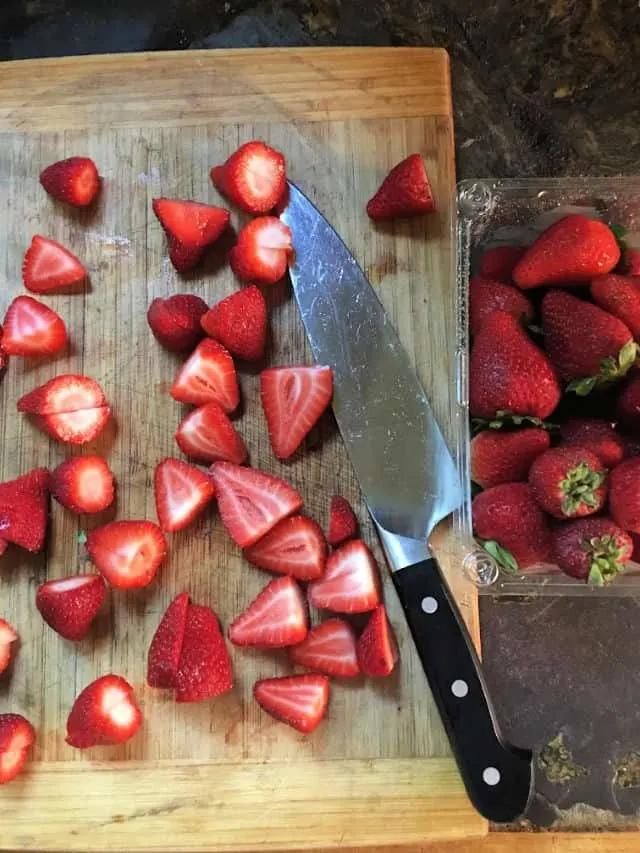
top-left (0, 619), bottom-right (18, 675)
top-left (308, 539), bottom-right (381, 614)
top-left (327, 495), bottom-right (358, 547)
top-left (36, 574), bottom-right (106, 641)
top-left (23, 235), bottom-right (87, 293)
top-left (51, 455), bottom-right (114, 514)
top-left (32, 406), bottom-right (111, 445)
top-left (260, 365), bottom-right (333, 459)
top-left (153, 198), bottom-right (230, 272)
top-left (66, 674), bottom-right (142, 749)
top-left (0, 714), bottom-right (36, 784)
top-left (357, 605), bottom-right (399, 677)
top-left (176, 402), bottom-right (247, 465)
top-left (366, 153), bottom-right (435, 221)
top-left (200, 285), bottom-right (267, 361)
top-left (40, 156), bottom-right (100, 207)
top-left (176, 604), bottom-right (234, 702)
top-left (86, 520), bottom-right (167, 589)
top-left (147, 294), bottom-right (208, 352)
top-left (17, 374), bottom-right (107, 415)
top-left (147, 592), bottom-right (190, 689)
top-left (171, 339), bottom-right (239, 411)
top-left (244, 515), bottom-right (327, 581)
top-left (289, 618), bottom-right (360, 678)
top-left (210, 461), bottom-right (303, 548)
top-left (253, 674), bottom-right (329, 734)
top-left (211, 141), bottom-right (286, 214)
top-left (2, 295), bottom-right (67, 356)
top-left (0, 468), bottom-right (50, 553)
top-left (229, 576), bottom-right (307, 648)
top-left (230, 217), bottom-right (293, 286)
top-left (154, 457), bottom-right (216, 532)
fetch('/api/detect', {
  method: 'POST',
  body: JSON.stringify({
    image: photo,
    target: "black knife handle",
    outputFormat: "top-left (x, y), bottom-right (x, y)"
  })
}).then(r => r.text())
top-left (392, 557), bottom-right (533, 823)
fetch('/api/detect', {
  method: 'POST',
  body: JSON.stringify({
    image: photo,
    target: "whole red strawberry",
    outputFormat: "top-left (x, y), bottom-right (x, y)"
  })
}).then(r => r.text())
top-left (610, 458), bottom-right (640, 533)
top-left (542, 290), bottom-right (636, 392)
top-left (529, 446), bottom-right (607, 519)
top-left (552, 518), bottom-right (632, 585)
top-left (472, 482), bottom-right (553, 570)
top-left (616, 374), bottom-right (640, 431)
top-left (470, 428), bottom-right (550, 489)
top-left (469, 311), bottom-right (561, 419)
top-left (147, 294), bottom-right (208, 352)
top-left (591, 274), bottom-right (640, 339)
top-left (478, 246), bottom-right (524, 282)
top-left (468, 277), bottom-right (533, 337)
top-left (559, 418), bottom-right (624, 468)
top-left (366, 154), bottom-right (435, 221)
top-left (513, 215), bottom-right (620, 288)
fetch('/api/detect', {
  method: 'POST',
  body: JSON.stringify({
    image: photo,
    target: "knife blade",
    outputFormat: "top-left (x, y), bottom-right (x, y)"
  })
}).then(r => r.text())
top-left (281, 182), bottom-right (533, 824)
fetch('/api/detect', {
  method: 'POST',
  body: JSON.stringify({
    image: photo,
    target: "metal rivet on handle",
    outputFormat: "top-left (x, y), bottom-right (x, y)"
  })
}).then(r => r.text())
top-left (482, 767), bottom-right (501, 786)
top-left (421, 596), bottom-right (438, 614)
top-left (451, 679), bottom-right (469, 698)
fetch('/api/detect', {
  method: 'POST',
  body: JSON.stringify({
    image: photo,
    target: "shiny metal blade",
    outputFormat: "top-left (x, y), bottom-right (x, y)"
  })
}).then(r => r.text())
top-left (281, 183), bottom-right (463, 570)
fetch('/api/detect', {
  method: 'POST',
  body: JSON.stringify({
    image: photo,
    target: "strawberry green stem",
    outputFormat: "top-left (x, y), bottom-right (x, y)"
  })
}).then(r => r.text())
top-left (559, 463), bottom-right (605, 517)
top-left (587, 535), bottom-right (628, 586)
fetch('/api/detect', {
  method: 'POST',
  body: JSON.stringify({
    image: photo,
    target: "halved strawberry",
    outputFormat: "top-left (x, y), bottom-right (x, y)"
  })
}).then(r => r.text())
top-left (152, 199), bottom-right (230, 272)
top-left (66, 674), bottom-right (142, 749)
top-left (327, 495), bottom-right (358, 547)
top-left (147, 592), bottom-right (190, 689)
top-left (171, 339), bottom-right (239, 411)
top-left (176, 402), bottom-right (247, 465)
top-left (36, 574), bottom-right (106, 641)
top-left (23, 236), bottom-right (87, 293)
top-left (211, 141), bottom-right (286, 214)
top-left (253, 674), bottom-right (329, 734)
top-left (260, 365), bottom-right (333, 459)
top-left (230, 217), bottom-right (293, 286)
top-left (356, 605), bottom-right (398, 677)
top-left (308, 539), bottom-right (381, 614)
top-left (0, 619), bottom-right (17, 675)
top-left (86, 520), bottom-right (167, 589)
top-left (289, 618), bottom-right (360, 678)
top-left (0, 714), bottom-right (36, 784)
top-left (40, 156), bottom-right (100, 207)
top-left (154, 458), bottom-right (216, 532)
top-left (244, 515), bottom-right (327, 581)
top-left (2, 295), bottom-right (67, 356)
top-left (200, 285), bottom-right (267, 361)
top-left (176, 603), bottom-right (234, 702)
top-left (32, 406), bottom-right (111, 445)
top-left (0, 468), bottom-right (50, 553)
top-left (147, 294), bottom-right (208, 352)
top-left (51, 455), bottom-right (114, 514)
top-left (366, 154), bottom-right (435, 221)
top-left (229, 576), bottom-right (307, 648)
top-left (17, 374), bottom-right (107, 415)
top-left (210, 461), bottom-right (303, 547)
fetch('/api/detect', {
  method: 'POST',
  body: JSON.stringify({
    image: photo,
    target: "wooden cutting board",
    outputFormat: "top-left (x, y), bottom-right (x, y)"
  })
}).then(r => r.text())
top-left (0, 48), bottom-right (484, 850)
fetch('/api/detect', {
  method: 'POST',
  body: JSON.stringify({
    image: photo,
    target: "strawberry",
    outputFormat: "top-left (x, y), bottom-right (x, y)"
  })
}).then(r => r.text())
top-left (230, 217), bottom-right (293, 286)
top-left (23, 236), bottom-right (87, 293)
top-left (66, 674), bottom-right (142, 749)
top-left (0, 330), bottom-right (7, 376)
top-left (147, 592), bottom-right (189, 689)
top-left (33, 407), bottom-right (111, 445)
top-left (171, 339), bottom-right (239, 412)
top-left (2, 295), bottom-right (67, 356)
top-left (244, 515), bottom-right (327, 581)
top-left (610, 458), bottom-right (640, 533)
top-left (147, 294), bottom-right (208, 352)
top-left (200, 286), bottom-right (267, 361)
top-left (468, 276), bottom-right (533, 337)
top-left (357, 605), bottom-right (399, 677)
top-left (253, 674), bottom-right (329, 734)
top-left (308, 539), bottom-right (381, 614)
top-left (477, 246), bottom-right (525, 282)
top-left (617, 375), bottom-right (640, 432)
top-left (229, 575), bottom-right (307, 648)
top-left (542, 290), bottom-right (637, 392)
top-left (0, 714), bottom-right (35, 784)
top-left (36, 574), bottom-right (106, 640)
top-left (0, 468), bottom-right (50, 552)
top-left (176, 402), bottom-right (247, 464)
top-left (529, 447), bottom-right (607, 519)
top-left (211, 141), bottom-right (286, 214)
top-left (553, 517), bottom-right (632, 586)
top-left (626, 249), bottom-right (640, 276)
top-left (327, 495), bottom-right (358, 547)
top-left (470, 428), bottom-right (550, 489)
top-left (472, 482), bottom-right (553, 570)
top-left (559, 418), bottom-right (625, 469)
top-left (17, 374), bottom-right (107, 415)
top-left (176, 603), bottom-right (234, 702)
top-left (0, 619), bottom-right (17, 675)
top-left (591, 274), bottom-right (640, 339)
top-left (152, 198), bottom-right (230, 272)
top-left (366, 154), bottom-right (435, 220)
top-left (86, 520), bottom-right (167, 589)
top-left (289, 618), bottom-right (360, 678)
top-left (51, 455), bottom-right (114, 514)
top-left (469, 311), bottom-right (561, 420)
top-left (513, 215), bottom-right (620, 288)
top-left (623, 434), bottom-right (640, 459)
top-left (210, 461), bottom-right (303, 548)
top-left (260, 365), bottom-right (333, 459)
top-left (40, 156), bottom-right (100, 207)
top-left (154, 457), bottom-right (216, 532)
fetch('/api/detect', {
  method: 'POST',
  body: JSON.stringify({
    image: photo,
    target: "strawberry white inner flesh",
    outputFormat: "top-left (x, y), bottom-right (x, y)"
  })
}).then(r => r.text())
top-left (31, 244), bottom-right (81, 282)
top-left (246, 156), bottom-right (281, 200)
top-left (160, 465), bottom-right (207, 527)
top-left (259, 682), bottom-right (325, 718)
top-left (255, 221), bottom-right (291, 266)
top-left (48, 381), bottom-right (104, 413)
top-left (100, 685), bottom-right (137, 728)
top-left (14, 301), bottom-right (57, 345)
top-left (46, 576), bottom-right (93, 593)
top-left (0, 749), bottom-right (26, 778)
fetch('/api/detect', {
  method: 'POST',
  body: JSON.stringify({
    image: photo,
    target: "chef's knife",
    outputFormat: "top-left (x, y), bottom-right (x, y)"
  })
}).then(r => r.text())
top-left (281, 182), bottom-right (534, 824)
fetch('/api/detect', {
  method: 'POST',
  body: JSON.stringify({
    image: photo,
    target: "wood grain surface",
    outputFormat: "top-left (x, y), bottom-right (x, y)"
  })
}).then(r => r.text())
top-left (0, 48), bottom-right (483, 849)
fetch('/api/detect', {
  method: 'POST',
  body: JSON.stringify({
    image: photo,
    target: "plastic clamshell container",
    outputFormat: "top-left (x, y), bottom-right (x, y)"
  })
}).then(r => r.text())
top-left (455, 177), bottom-right (640, 596)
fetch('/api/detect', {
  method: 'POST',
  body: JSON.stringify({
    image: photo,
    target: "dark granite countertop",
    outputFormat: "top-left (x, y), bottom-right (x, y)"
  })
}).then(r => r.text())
top-left (2, 0), bottom-right (640, 832)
